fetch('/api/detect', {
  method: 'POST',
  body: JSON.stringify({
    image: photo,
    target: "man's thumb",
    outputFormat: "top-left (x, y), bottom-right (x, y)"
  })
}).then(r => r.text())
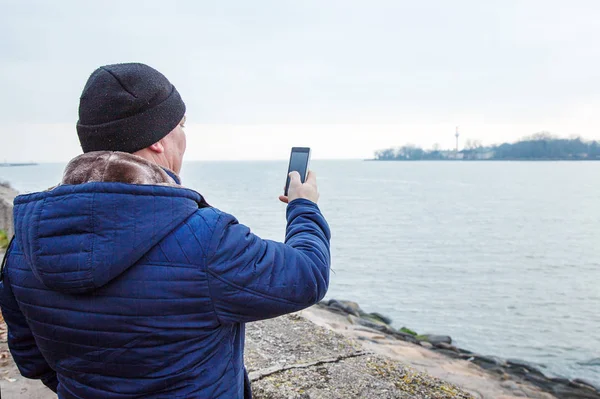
top-left (288, 171), bottom-right (301, 184)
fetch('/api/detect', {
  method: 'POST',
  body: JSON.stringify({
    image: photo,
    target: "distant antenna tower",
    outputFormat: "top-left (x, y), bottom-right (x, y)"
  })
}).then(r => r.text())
top-left (455, 126), bottom-right (460, 154)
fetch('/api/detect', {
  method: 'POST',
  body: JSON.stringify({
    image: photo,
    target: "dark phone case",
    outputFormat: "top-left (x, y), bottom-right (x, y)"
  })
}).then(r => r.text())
top-left (284, 147), bottom-right (311, 196)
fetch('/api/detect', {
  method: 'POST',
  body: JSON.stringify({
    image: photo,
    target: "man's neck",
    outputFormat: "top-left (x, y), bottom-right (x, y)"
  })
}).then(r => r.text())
top-left (133, 149), bottom-right (170, 171)
top-left (131, 149), bottom-right (181, 184)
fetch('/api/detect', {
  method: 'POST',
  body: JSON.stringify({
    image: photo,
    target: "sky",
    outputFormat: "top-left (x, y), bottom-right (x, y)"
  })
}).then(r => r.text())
top-left (1, 0), bottom-right (600, 161)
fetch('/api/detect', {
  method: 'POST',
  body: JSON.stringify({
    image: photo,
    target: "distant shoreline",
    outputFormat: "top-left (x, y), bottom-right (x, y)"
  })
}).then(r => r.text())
top-left (374, 136), bottom-right (600, 162)
top-left (0, 163), bottom-right (38, 167)
top-left (367, 158), bottom-right (600, 162)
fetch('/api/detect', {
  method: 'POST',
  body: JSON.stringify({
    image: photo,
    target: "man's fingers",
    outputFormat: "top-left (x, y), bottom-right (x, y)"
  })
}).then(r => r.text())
top-left (278, 195), bottom-right (289, 204)
top-left (284, 170), bottom-right (318, 204)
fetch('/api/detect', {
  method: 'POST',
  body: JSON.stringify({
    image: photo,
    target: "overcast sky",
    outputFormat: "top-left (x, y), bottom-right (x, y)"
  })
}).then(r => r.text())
top-left (1, 0), bottom-right (600, 161)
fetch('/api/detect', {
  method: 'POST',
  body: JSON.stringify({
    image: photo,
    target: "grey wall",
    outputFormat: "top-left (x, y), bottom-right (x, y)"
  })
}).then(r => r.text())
top-left (0, 186), bottom-right (17, 237)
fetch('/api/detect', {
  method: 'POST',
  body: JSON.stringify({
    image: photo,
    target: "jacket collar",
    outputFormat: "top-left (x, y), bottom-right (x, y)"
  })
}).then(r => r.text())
top-left (62, 151), bottom-right (181, 186)
top-left (161, 167), bottom-right (181, 185)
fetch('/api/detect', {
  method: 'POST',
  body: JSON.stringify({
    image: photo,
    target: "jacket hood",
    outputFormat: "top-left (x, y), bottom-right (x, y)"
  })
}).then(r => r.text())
top-left (13, 152), bottom-right (208, 294)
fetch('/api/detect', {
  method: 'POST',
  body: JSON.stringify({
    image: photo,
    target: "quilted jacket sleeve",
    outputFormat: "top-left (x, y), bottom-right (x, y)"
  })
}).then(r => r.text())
top-left (0, 258), bottom-right (58, 392)
top-left (205, 199), bottom-right (331, 324)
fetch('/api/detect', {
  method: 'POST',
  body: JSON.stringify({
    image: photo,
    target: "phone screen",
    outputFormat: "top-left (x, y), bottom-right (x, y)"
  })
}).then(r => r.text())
top-left (285, 148), bottom-right (310, 196)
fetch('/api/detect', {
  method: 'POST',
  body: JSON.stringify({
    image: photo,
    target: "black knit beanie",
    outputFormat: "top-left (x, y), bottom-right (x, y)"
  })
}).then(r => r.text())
top-left (76, 63), bottom-right (186, 153)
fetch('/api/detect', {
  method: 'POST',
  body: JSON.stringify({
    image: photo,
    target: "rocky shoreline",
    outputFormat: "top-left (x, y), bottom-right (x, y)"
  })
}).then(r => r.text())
top-left (318, 299), bottom-right (600, 399)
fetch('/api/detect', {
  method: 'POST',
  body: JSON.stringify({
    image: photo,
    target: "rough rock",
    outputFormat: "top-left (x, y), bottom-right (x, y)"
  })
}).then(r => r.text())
top-left (325, 299), bottom-right (361, 317)
top-left (358, 317), bottom-right (390, 331)
top-left (434, 342), bottom-right (460, 352)
top-left (467, 355), bottom-right (507, 371)
top-left (421, 334), bottom-right (453, 345)
top-left (366, 312), bottom-right (393, 325)
top-left (246, 313), bottom-right (474, 399)
top-left (319, 303), bottom-right (421, 346)
top-left (420, 341), bottom-right (434, 349)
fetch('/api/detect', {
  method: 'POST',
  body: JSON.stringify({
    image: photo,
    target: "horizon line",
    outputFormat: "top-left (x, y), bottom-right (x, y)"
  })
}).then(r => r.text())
top-left (1, 158), bottom-right (369, 164)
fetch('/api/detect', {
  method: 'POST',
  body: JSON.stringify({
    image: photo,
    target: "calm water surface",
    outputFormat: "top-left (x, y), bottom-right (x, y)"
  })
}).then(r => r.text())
top-left (2, 160), bottom-right (599, 385)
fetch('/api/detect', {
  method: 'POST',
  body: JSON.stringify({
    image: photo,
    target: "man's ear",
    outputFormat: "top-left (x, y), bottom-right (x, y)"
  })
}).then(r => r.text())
top-left (148, 141), bottom-right (165, 154)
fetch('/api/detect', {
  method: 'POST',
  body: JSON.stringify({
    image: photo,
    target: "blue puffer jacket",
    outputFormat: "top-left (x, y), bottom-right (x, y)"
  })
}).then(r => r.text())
top-left (0, 152), bottom-right (331, 398)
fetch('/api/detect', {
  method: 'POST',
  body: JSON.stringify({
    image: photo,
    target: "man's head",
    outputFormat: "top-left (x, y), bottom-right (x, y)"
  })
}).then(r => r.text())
top-left (76, 63), bottom-right (187, 174)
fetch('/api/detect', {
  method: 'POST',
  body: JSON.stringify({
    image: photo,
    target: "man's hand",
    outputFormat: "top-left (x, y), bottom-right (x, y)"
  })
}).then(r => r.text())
top-left (279, 171), bottom-right (319, 204)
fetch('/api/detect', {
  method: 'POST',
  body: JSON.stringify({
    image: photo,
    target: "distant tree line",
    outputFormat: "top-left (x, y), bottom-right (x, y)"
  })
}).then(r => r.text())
top-left (374, 133), bottom-right (600, 161)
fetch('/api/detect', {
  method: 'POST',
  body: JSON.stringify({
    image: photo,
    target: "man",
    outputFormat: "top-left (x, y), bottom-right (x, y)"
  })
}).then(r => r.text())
top-left (0, 63), bottom-right (331, 398)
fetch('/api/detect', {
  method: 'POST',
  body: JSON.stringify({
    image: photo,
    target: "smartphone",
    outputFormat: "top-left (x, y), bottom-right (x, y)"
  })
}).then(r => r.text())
top-left (285, 147), bottom-right (311, 196)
